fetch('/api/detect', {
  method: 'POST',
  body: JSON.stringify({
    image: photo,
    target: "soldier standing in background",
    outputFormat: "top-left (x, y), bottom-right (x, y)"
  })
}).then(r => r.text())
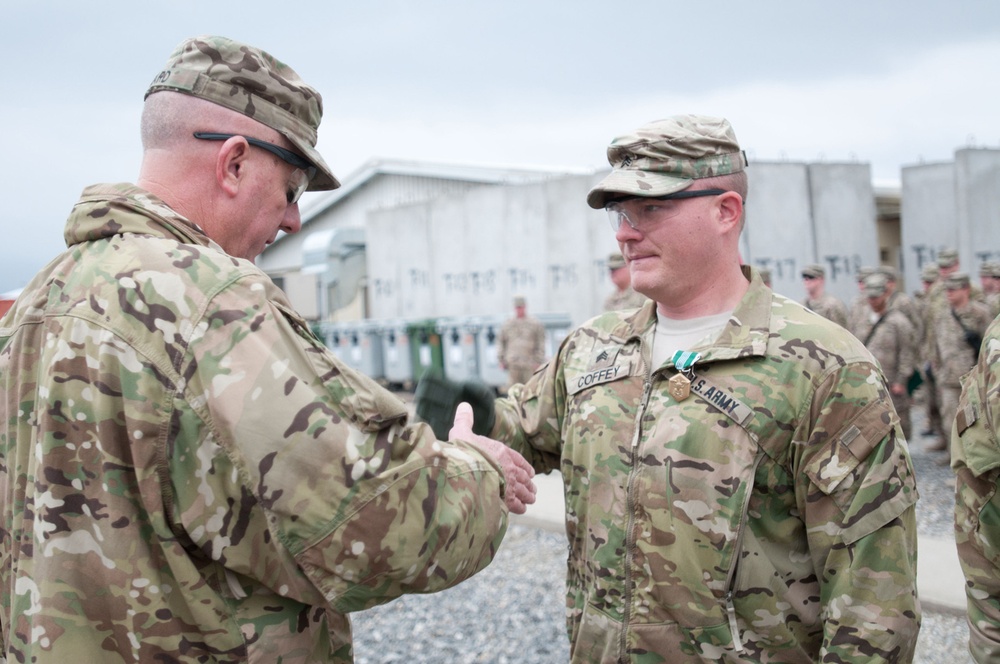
top-left (928, 272), bottom-right (993, 461)
top-left (880, 265), bottom-right (922, 338)
top-left (979, 260), bottom-right (1000, 318)
top-left (603, 251), bottom-right (647, 311)
top-left (916, 262), bottom-right (943, 438)
top-left (801, 263), bottom-right (849, 328)
top-left (0, 35), bottom-right (535, 663)
top-left (856, 273), bottom-right (917, 440)
top-left (847, 265), bottom-right (877, 337)
top-left (499, 295), bottom-right (546, 389)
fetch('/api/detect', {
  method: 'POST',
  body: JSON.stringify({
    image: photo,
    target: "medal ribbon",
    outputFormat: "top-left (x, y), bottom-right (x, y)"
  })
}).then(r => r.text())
top-left (672, 350), bottom-right (700, 374)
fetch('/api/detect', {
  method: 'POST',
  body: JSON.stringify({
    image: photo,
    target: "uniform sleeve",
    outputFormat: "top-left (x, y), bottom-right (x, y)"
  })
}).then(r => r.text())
top-left (895, 315), bottom-right (917, 387)
top-left (491, 350), bottom-right (566, 474)
top-left (953, 326), bottom-right (1000, 662)
top-left (172, 277), bottom-right (509, 613)
top-left (793, 361), bottom-right (920, 661)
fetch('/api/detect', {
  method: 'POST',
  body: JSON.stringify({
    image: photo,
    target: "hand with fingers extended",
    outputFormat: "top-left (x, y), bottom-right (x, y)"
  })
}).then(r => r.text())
top-left (449, 402), bottom-right (537, 514)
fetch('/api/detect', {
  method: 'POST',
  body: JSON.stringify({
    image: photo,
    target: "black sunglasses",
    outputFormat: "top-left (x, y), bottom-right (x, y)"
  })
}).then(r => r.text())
top-left (193, 132), bottom-right (314, 173)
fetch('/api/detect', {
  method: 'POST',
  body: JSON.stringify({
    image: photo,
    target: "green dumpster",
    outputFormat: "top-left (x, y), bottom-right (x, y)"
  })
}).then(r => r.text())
top-left (407, 319), bottom-right (444, 385)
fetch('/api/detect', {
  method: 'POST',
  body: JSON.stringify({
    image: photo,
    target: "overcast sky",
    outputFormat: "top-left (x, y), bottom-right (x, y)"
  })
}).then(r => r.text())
top-left (2, 0), bottom-right (998, 290)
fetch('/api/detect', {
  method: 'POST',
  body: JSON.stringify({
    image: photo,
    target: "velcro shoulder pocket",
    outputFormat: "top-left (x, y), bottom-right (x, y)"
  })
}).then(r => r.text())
top-left (803, 398), bottom-right (895, 495)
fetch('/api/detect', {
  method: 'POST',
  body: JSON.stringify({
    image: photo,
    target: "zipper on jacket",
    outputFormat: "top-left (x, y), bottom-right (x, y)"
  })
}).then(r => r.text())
top-left (722, 451), bottom-right (764, 655)
top-left (619, 371), bottom-right (653, 662)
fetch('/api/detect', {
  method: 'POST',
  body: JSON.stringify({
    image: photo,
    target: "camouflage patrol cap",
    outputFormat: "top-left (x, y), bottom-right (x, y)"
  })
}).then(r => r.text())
top-left (586, 115), bottom-right (747, 209)
top-left (864, 273), bottom-right (889, 297)
top-left (945, 272), bottom-right (971, 290)
top-left (801, 263), bottom-right (825, 279)
top-left (979, 260), bottom-right (1000, 278)
top-left (146, 35), bottom-right (340, 191)
top-left (921, 263), bottom-right (940, 282)
top-left (608, 252), bottom-right (627, 270)
top-left (513, 296), bottom-right (526, 307)
top-left (877, 265), bottom-right (899, 282)
top-left (855, 266), bottom-right (876, 282)
top-left (937, 248), bottom-right (959, 268)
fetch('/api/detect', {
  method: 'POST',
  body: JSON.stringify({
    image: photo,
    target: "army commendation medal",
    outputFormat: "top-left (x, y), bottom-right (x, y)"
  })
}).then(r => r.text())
top-left (669, 350), bottom-right (700, 402)
top-left (668, 372), bottom-right (691, 401)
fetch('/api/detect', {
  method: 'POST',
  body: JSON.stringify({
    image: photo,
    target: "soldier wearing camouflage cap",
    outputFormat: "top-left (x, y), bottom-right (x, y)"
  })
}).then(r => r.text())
top-left (499, 296), bottom-right (546, 389)
top-left (0, 35), bottom-right (535, 663)
top-left (979, 260), bottom-right (1000, 318)
top-left (603, 251), bottom-right (647, 312)
top-left (855, 273), bottom-right (918, 440)
top-left (485, 114), bottom-right (919, 660)
top-left (925, 272), bottom-right (993, 461)
top-left (800, 263), bottom-right (849, 329)
top-left (847, 265), bottom-right (878, 337)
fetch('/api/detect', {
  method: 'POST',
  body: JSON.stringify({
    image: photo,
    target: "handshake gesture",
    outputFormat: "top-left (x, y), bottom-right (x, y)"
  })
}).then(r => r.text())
top-left (449, 402), bottom-right (536, 514)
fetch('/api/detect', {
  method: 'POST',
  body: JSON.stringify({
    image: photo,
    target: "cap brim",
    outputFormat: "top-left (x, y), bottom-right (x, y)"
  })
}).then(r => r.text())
top-left (285, 134), bottom-right (340, 191)
top-left (586, 169), bottom-right (692, 209)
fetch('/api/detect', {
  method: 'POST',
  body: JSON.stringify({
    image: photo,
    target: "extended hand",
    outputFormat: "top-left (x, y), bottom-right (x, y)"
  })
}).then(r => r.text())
top-left (449, 402), bottom-right (536, 514)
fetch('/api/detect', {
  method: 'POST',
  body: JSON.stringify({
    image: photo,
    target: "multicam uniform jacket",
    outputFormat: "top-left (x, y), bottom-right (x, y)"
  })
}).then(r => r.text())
top-left (953, 316), bottom-right (1000, 662)
top-left (0, 183), bottom-right (509, 663)
top-left (492, 269), bottom-right (920, 663)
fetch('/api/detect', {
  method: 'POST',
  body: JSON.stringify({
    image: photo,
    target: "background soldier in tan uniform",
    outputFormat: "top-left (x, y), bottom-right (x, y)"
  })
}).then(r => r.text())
top-left (0, 35), bottom-right (535, 664)
top-left (603, 251), bottom-right (647, 311)
top-left (847, 265), bottom-right (877, 337)
top-left (498, 295), bottom-right (546, 388)
top-left (855, 273), bottom-right (917, 439)
top-left (979, 260), bottom-right (1000, 318)
top-left (928, 272), bottom-right (993, 461)
top-left (801, 263), bottom-right (848, 328)
top-left (916, 262), bottom-right (943, 439)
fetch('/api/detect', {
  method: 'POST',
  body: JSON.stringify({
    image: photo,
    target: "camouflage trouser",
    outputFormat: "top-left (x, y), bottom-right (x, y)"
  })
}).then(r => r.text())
top-left (891, 391), bottom-right (912, 441)
top-left (925, 369), bottom-right (942, 434)
top-left (505, 364), bottom-right (536, 390)
top-left (940, 384), bottom-right (963, 455)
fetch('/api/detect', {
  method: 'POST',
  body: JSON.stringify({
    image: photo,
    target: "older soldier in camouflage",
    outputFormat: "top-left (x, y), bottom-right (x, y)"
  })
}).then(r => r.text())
top-left (929, 273), bottom-right (993, 460)
top-left (0, 36), bottom-right (535, 663)
top-left (953, 315), bottom-right (1000, 662)
top-left (499, 296), bottom-right (546, 388)
top-left (855, 273), bottom-right (917, 440)
top-left (604, 252), bottom-right (647, 312)
top-left (490, 115), bottom-right (920, 662)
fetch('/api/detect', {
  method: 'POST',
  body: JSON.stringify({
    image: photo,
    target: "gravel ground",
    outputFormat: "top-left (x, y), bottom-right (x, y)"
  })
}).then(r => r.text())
top-left (350, 390), bottom-right (973, 663)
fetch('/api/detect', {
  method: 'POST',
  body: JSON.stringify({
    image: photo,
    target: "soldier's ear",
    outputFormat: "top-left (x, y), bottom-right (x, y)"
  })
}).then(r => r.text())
top-left (716, 191), bottom-right (743, 234)
top-left (215, 136), bottom-right (253, 198)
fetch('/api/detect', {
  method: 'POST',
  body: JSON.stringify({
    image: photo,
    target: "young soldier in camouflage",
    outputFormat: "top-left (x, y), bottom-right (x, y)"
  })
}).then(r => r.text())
top-left (0, 36), bottom-right (535, 663)
top-left (953, 314), bottom-right (1000, 662)
top-left (489, 115), bottom-right (920, 661)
